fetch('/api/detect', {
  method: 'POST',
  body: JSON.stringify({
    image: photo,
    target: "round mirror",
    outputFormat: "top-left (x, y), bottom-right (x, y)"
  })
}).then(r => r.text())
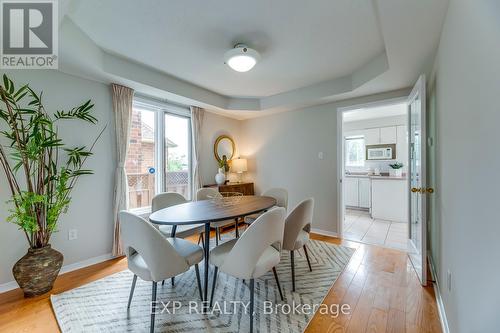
top-left (214, 135), bottom-right (235, 163)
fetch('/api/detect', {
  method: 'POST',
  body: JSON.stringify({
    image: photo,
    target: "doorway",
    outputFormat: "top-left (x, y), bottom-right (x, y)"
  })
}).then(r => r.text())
top-left (338, 99), bottom-right (410, 251)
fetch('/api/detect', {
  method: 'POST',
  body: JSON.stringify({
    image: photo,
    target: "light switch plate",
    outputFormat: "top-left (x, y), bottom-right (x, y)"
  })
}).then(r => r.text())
top-left (318, 152), bottom-right (324, 160)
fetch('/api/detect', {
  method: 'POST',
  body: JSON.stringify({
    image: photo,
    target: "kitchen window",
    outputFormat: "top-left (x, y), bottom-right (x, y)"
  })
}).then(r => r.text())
top-left (345, 136), bottom-right (365, 167)
top-left (125, 97), bottom-right (192, 212)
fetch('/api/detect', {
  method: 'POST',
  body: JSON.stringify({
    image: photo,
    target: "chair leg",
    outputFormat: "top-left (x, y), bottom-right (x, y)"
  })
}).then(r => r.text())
top-left (150, 281), bottom-right (157, 333)
top-left (249, 279), bottom-right (255, 333)
top-left (210, 266), bottom-right (219, 308)
top-left (235, 218), bottom-right (239, 238)
top-left (194, 264), bottom-right (203, 302)
top-left (303, 244), bottom-right (312, 272)
top-left (171, 277), bottom-right (175, 287)
top-left (198, 233), bottom-right (205, 250)
top-left (127, 274), bottom-right (137, 309)
top-left (272, 267), bottom-right (284, 301)
top-left (162, 280), bottom-right (165, 286)
top-left (290, 250), bottom-right (296, 292)
top-left (215, 227), bottom-right (220, 246)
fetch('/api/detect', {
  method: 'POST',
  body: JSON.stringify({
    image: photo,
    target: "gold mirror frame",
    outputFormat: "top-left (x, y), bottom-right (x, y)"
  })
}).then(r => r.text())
top-left (214, 135), bottom-right (236, 163)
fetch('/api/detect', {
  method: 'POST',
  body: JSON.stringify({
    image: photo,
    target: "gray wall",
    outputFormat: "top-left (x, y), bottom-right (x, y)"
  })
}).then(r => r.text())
top-left (431, 0), bottom-right (500, 331)
top-left (0, 70), bottom-right (116, 285)
top-left (199, 111), bottom-right (242, 186)
top-left (240, 90), bottom-right (409, 234)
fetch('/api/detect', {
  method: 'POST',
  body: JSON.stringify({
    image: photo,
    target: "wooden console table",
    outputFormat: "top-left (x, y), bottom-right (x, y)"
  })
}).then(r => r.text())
top-left (204, 182), bottom-right (255, 196)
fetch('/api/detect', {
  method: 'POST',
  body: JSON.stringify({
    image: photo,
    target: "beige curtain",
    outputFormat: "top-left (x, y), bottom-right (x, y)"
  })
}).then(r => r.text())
top-left (111, 84), bottom-right (134, 256)
top-left (190, 106), bottom-right (204, 197)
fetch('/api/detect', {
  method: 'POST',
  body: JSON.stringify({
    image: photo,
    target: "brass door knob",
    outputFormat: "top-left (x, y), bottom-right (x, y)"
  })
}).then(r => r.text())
top-left (411, 187), bottom-right (421, 193)
top-left (426, 188), bottom-right (435, 194)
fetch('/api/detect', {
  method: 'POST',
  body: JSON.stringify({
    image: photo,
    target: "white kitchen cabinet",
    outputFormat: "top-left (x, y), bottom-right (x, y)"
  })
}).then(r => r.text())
top-left (358, 178), bottom-right (371, 208)
top-left (344, 177), bottom-right (359, 207)
top-left (364, 127), bottom-right (397, 145)
top-left (345, 176), bottom-right (371, 209)
top-left (396, 125), bottom-right (408, 165)
top-left (364, 128), bottom-right (380, 145)
top-left (371, 178), bottom-right (408, 221)
top-left (380, 126), bottom-right (397, 144)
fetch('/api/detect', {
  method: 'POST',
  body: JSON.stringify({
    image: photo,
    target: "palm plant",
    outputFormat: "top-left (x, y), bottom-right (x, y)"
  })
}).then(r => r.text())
top-left (0, 74), bottom-right (104, 249)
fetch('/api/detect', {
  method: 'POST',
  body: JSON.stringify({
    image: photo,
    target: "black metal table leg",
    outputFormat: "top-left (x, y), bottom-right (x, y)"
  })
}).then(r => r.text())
top-left (170, 225), bottom-right (177, 286)
top-left (203, 222), bottom-right (211, 310)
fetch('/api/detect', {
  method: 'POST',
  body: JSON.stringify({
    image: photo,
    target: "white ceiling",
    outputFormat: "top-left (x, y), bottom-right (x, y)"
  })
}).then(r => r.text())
top-left (343, 102), bottom-right (407, 122)
top-left (59, 0), bottom-right (449, 118)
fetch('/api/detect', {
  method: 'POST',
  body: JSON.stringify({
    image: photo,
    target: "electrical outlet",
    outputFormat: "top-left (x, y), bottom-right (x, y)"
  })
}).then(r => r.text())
top-left (447, 270), bottom-right (452, 292)
top-left (68, 229), bottom-right (78, 241)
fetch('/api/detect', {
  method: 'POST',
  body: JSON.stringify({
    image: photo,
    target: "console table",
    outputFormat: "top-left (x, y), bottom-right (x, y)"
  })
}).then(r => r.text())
top-left (204, 182), bottom-right (255, 196)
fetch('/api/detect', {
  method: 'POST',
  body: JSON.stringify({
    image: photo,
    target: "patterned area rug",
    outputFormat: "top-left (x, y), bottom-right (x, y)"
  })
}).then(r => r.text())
top-left (51, 238), bottom-right (355, 333)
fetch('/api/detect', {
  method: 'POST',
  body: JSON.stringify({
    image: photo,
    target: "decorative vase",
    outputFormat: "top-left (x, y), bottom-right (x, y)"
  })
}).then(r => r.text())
top-left (215, 167), bottom-right (226, 185)
top-left (390, 168), bottom-right (403, 177)
top-left (12, 244), bottom-right (63, 297)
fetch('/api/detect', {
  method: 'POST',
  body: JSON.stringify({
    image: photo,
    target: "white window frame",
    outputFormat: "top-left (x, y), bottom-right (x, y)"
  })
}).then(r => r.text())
top-left (345, 135), bottom-right (365, 168)
top-left (128, 95), bottom-right (192, 214)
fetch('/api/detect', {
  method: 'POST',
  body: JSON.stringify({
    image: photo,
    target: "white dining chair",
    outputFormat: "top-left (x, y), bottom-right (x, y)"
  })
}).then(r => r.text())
top-left (209, 208), bottom-right (286, 333)
top-left (282, 198), bottom-right (315, 292)
top-left (244, 188), bottom-right (288, 225)
top-left (152, 192), bottom-right (205, 246)
top-left (119, 211), bottom-right (204, 333)
top-left (196, 188), bottom-right (239, 245)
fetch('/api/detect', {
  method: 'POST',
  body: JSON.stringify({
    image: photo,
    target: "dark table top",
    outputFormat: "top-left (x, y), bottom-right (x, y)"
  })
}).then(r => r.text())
top-left (149, 195), bottom-right (277, 225)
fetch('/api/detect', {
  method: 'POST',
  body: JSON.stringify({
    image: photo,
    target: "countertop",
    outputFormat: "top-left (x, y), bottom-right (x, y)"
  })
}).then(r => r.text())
top-left (345, 173), bottom-right (407, 180)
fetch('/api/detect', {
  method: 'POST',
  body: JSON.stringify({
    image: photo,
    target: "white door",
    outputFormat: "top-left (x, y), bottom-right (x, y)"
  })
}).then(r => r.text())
top-left (408, 75), bottom-right (427, 286)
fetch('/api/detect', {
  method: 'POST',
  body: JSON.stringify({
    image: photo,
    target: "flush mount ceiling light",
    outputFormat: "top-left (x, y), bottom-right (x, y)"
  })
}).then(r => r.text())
top-left (224, 43), bottom-right (260, 72)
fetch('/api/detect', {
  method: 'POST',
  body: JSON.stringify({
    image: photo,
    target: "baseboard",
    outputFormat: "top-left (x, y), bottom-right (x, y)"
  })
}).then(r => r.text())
top-left (310, 228), bottom-right (339, 238)
top-left (0, 252), bottom-right (115, 294)
top-left (428, 255), bottom-right (450, 333)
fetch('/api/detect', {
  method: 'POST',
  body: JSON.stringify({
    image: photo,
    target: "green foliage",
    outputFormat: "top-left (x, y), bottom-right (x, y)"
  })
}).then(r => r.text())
top-left (0, 74), bottom-right (104, 248)
top-left (389, 162), bottom-right (404, 169)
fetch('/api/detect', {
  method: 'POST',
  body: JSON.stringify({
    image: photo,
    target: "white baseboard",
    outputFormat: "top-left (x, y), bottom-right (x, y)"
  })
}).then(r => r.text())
top-left (310, 228), bottom-right (339, 238)
top-left (0, 252), bottom-right (115, 294)
top-left (428, 255), bottom-right (450, 333)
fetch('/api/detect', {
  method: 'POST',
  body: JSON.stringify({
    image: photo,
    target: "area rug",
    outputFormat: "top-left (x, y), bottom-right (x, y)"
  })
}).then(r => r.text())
top-left (51, 238), bottom-right (355, 333)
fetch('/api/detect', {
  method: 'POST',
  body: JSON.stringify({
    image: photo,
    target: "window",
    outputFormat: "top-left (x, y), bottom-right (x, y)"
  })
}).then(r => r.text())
top-left (125, 97), bottom-right (191, 211)
top-left (345, 136), bottom-right (365, 167)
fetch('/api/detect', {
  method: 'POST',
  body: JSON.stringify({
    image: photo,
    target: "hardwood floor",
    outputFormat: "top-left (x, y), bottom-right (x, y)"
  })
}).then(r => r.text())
top-left (0, 233), bottom-right (442, 333)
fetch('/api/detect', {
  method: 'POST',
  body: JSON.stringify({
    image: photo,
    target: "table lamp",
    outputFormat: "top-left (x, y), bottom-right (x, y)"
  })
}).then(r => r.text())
top-left (231, 158), bottom-right (247, 183)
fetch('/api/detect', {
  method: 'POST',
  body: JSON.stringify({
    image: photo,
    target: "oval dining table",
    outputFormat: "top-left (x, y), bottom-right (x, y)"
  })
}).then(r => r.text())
top-left (149, 195), bottom-right (277, 305)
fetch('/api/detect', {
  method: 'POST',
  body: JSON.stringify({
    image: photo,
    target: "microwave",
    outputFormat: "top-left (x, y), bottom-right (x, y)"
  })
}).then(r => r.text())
top-left (366, 144), bottom-right (396, 160)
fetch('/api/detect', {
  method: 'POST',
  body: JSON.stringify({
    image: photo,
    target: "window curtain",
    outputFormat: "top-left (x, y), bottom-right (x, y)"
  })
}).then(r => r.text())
top-left (111, 84), bottom-right (134, 257)
top-left (190, 106), bottom-right (204, 197)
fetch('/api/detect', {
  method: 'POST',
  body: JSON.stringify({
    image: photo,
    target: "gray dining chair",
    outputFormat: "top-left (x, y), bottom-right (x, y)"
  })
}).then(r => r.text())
top-left (196, 188), bottom-right (239, 245)
top-left (282, 198), bottom-right (315, 292)
top-left (119, 211), bottom-right (204, 333)
top-left (244, 188), bottom-right (288, 225)
top-left (209, 208), bottom-right (286, 333)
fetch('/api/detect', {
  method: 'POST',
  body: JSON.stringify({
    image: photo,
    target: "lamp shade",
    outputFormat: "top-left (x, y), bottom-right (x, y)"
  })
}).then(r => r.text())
top-left (231, 158), bottom-right (248, 173)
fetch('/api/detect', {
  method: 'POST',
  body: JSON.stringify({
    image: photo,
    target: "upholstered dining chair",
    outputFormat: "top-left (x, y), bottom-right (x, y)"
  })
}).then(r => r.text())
top-left (209, 208), bottom-right (286, 333)
top-left (244, 188), bottom-right (288, 225)
top-left (152, 192), bottom-right (205, 246)
top-left (196, 188), bottom-right (239, 245)
top-left (282, 198), bottom-right (315, 292)
top-left (119, 211), bottom-right (204, 333)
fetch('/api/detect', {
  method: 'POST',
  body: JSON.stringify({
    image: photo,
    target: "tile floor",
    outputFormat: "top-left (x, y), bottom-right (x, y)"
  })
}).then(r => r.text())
top-left (343, 209), bottom-right (409, 251)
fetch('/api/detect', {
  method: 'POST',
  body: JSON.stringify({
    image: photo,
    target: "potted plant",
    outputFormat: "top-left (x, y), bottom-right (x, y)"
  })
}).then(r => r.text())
top-left (0, 75), bottom-right (104, 297)
top-left (389, 162), bottom-right (404, 177)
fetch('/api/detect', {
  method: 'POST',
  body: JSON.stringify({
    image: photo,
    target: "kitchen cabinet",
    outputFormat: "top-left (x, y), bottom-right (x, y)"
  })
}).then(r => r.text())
top-left (358, 178), bottom-right (371, 208)
top-left (345, 176), bottom-right (371, 209)
top-left (380, 127), bottom-right (397, 144)
top-left (396, 125), bottom-right (408, 166)
top-left (344, 178), bottom-right (359, 207)
top-left (364, 126), bottom-right (397, 145)
top-left (371, 178), bottom-right (408, 221)
top-left (364, 128), bottom-right (380, 145)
